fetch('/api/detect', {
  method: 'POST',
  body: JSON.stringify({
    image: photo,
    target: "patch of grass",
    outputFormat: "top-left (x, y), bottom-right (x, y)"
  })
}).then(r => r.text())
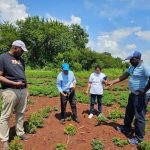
top-left (91, 138), bottom-right (104, 150)
top-left (97, 115), bottom-right (108, 123)
top-left (138, 141), bottom-right (150, 150)
top-left (55, 143), bottom-right (67, 150)
top-left (64, 124), bottom-right (77, 136)
top-left (112, 137), bottom-right (128, 148)
top-left (76, 92), bottom-right (89, 104)
top-left (102, 91), bottom-right (115, 106)
top-left (66, 116), bottom-right (72, 121)
top-left (108, 109), bottom-right (125, 121)
top-left (9, 136), bottom-right (23, 150)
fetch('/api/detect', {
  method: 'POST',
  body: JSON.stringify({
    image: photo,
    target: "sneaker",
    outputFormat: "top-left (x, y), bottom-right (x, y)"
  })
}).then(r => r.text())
top-left (88, 114), bottom-right (94, 119)
top-left (20, 134), bottom-right (29, 141)
top-left (60, 118), bottom-right (65, 124)
top-left (128, 137), bottom-right (140, 145)
top-left (116, 126), bottom-right (131, 134)
top-left (2, 141), bottom-right (9, 150)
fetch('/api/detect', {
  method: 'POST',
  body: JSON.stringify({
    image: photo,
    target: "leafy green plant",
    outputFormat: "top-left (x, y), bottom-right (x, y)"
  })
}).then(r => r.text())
top-left (146, 106), bottom-right (150, 112)
top-left (112, 137), bottom-right (128, 148)
top-left (53, 106), bottom-right (58, 111)
top-left (64, 124), bottom-right (77, 136)
top-left (66, 116), bottom-right (72, 121)
top-left (97, 115), bottom-right (108, 123)
top-left (26, 122), bottom-right (37, 134)
top-left (102, 91), bottom-right (115, 106)
top-left (108, 109), bottom-right (124, 121)
top-left (91, 138), bottom-right (104, 150)
top-left (76, 92), bottom-right (89, 104)
top-left (29, 112), bottom-right (44, 128)
top-left (9, 136), bottom-right (23, 150)
top-left (55, 143), bottom-right (67, 150)
top-left (138, 141), bottom-right (150, 150)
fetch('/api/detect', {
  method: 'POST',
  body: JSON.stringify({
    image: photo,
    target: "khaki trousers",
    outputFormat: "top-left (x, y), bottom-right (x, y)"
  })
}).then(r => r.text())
top-left (0, 88), bottom-right (27, 142)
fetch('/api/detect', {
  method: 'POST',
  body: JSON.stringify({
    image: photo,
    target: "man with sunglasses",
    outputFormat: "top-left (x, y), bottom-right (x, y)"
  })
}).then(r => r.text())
top-left (107, 51), bottom-right (150, 144)
top-left (0, 40), bottom-right (29, 150)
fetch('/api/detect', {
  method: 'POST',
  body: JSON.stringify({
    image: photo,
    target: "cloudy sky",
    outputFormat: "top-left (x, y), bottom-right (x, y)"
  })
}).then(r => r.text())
top-left (0, 0), bottom-right (150, 64)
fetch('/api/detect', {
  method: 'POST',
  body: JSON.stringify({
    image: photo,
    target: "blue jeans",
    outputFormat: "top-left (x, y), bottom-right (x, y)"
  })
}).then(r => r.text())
top-left (90, 94), bottom-right (102, 114)
top-left (124, 93), bottom-right (147, 141)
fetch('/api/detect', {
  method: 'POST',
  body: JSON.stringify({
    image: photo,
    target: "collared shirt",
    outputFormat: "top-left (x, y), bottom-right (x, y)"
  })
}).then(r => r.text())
top-left (126, 61), bottom-right (150, 94)
top-left (89, 72), bottom-right (106, 95)
top-left (56, 71), bottom-right (76, 93)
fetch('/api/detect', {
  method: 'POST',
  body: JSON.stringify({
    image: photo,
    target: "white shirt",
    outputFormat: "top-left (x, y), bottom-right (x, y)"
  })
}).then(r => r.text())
top-left (89, 72), bottom-right (106, 95)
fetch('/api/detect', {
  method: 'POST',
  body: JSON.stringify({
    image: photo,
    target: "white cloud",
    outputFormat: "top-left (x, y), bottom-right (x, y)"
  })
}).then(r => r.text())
top-left (46, 14), bottom-right (81, 25)
top-left (87, 26), bottom-right (150, 64)
top-left (135, 31), bottom-right (150, 41)
top-left (0, 0), bottom-right (28, 23)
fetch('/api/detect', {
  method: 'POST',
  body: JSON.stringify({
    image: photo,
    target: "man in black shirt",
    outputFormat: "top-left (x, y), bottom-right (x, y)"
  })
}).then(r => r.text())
top-left (0, 40), bottom-right (29, 150)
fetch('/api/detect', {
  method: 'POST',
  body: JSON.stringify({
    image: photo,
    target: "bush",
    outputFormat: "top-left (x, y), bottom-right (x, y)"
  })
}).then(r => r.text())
top-left (55, 143), bottom-right (67, 150)
top-left (64, 124), bottom-right (77, 136)
top-left (138, 141), bottom-right (150, 150)
top-left (9, 136), bottom-right (23, 150)
top-left (91, 138), bottom-right (104, 150)
top-left (112, 137), bottom-right (128, 148)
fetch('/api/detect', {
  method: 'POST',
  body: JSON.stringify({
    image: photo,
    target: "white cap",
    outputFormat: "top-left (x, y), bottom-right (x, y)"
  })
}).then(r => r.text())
top-left (12, 40), bottom-right (28, 52)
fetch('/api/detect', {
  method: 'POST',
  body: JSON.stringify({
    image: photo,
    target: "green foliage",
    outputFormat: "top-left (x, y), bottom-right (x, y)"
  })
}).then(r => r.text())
top-left (147, 106), bottom-right (150, 112)
top-left (138, 141), bottom-right (150, 150)
top-left (0, 16), bottom-right (126, 70)
top-left (9, 136), bottom-right (23, 150)
top-left (55, 143), bottom-right (67, 150)
top-left (76, 91), bottom-right (89, 104)
top-left (112, 86), bottom-right (128, 91)
top-left (53, 106), bottom-right (58, 111)
top-left (91, 138), bottom-right (104, 150)
top-left (112, 137), bottom-right (128, 148)
top-left (102, 91), bottom-right (115, 106)
top-left (108, 109), bottom-right (125, 121)
top-left (97, 115), bottom-right (108, 123)
top-left (66, 116), bottom-right (72, 121)
top-left (64, 124), bottom-right (77, 136)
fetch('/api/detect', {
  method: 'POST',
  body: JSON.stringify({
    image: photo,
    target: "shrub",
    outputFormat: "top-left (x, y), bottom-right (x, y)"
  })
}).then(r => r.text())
top-left (138, 141), bottom-right (150, 150)
top-left (64, 124), bottom-right (77, 136)
top-left (55, 143), bottom-right (67, 150)
top-left (91, 138), bottom-right (104, 150)
top-left (9, 136), bottom-right (23, 150)
top-left (112, 137), bottom-right (128, 148)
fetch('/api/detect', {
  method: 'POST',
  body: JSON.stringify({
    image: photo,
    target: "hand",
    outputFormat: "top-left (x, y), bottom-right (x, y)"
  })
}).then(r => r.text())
top-left (14, 81), bottom-right (25, 88)
top-left (85, 90), bottom-right (89, 95)
top-left (61, 92), bottom-right (67, 97)
top-left (105, 81), bottom-right (114, 87)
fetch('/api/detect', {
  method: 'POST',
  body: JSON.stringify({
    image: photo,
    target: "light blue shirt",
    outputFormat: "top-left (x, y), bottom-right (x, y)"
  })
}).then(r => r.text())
top-left (126, 61), bottom-right (150, 94)
top-left (56, 71), bottom-right (76, 93)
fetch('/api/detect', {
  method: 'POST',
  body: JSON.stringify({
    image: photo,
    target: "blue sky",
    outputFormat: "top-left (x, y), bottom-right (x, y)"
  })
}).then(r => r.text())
top-left (0, 0), bottom-right (150, 64)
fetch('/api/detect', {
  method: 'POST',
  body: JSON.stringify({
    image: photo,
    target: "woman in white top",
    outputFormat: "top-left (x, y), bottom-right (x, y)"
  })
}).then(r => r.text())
top-left (86, 65), bottom-right (107, 119)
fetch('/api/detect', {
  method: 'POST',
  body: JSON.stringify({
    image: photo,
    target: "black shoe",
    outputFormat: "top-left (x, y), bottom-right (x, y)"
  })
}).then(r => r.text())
top-left (60, 118), bottom-right (65, 124)
top-left (73, 117), bottom-right (80, 123)
top-left (116, 126), bottom-right (131, 134)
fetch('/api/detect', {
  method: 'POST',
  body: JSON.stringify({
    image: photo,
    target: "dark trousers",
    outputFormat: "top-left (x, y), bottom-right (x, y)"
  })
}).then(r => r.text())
top-left (90, 94), bottom-right (102, 114)
top-left (60, 89), bottom-right (77, 119)
top-left (124, 93), bottom-right (147, 140)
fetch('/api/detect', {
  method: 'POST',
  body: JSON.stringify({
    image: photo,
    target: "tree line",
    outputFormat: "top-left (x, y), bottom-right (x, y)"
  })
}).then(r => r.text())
top-left (0, 16), bottom-right (127, 70)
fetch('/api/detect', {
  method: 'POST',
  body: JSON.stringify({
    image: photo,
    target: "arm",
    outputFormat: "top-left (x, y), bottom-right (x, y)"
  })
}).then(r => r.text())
top-left (85, 82), bottom-right (91, 94)
top-left (107, 72), bottom-right (130, 86)
top-left (0, 71), bottom-right (24, 87)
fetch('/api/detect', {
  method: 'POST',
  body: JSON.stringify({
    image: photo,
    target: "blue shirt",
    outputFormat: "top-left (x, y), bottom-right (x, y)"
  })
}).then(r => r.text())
top-left (56, 71), bottom-right (76, 93)
top-left (126, 61), bottom-right (150, 94)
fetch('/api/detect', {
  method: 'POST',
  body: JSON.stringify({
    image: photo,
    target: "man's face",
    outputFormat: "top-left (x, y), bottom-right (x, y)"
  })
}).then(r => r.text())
top-left (130, 57), bottom-right (140, 67)
top-left (63, 70), bottom-right (68, 75)
top-left (13, 46), bottom-right (24, 58)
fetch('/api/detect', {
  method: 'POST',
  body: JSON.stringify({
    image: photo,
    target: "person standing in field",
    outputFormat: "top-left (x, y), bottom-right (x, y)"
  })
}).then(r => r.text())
top-left (85, 65), bottom-right (107, 119)
top-left (107, 51), bottom-right (150, 144)
top-left (56, 63), bottom-right (80, 124)
top-left (0, 40), bottom-right (29, 150)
